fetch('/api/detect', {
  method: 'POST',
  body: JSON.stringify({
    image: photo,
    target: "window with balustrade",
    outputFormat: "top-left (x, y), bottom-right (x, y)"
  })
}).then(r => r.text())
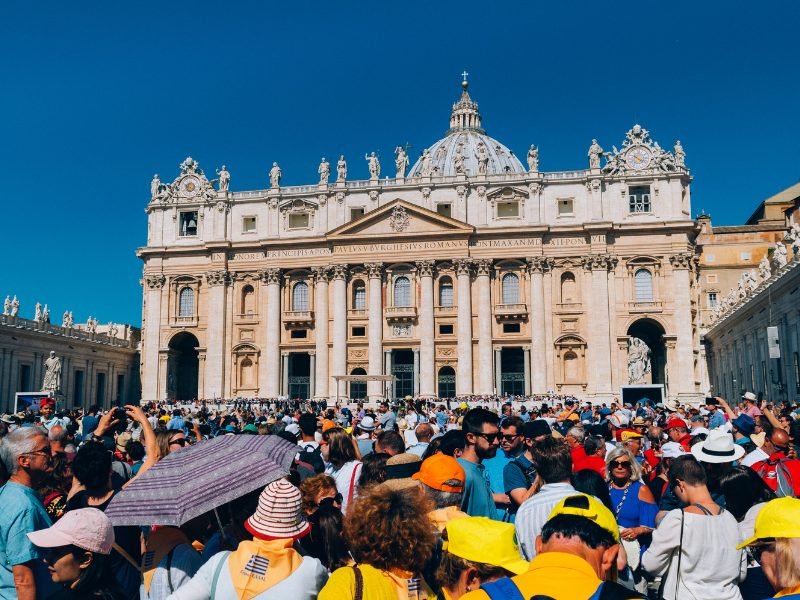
top-left (439, 277), bottom-right (454, 307)
top-left (394, 276), bottom-right (411, 307)
top-left (501, 273), bottom-right (519, 304)
top-left (178, 287), bottom-right (194, 317)
top-left (292, 281), bottom-right (309, 311)
top-left (634, 269), bottom-right (654, 302)
top-left (352, 280), bottom-right (366, 310)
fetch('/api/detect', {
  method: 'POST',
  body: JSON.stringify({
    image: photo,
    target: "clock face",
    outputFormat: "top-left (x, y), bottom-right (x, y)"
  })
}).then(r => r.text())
top-left (182, 176), bottom-right (200, 197)
top-left (626, 147), bottom-right (651, 170)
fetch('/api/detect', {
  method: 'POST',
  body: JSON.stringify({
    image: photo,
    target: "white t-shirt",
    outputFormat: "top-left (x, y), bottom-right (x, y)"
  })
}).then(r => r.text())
top-left (325, 460), bottom-right (363, 513)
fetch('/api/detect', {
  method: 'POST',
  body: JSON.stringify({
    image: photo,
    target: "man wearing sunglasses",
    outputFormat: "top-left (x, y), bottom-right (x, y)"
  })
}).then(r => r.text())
top-left (458, 408), bottom-right (503, 520)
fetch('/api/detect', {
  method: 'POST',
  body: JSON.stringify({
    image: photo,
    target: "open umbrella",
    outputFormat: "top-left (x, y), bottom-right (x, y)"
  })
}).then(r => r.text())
top-left (105, 434), bottom-right (297, 526)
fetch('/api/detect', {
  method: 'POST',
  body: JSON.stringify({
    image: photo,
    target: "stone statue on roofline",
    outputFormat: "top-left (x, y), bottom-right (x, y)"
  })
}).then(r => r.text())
top-left (34, 302), bottom-right (42, 323)
top-left (216, 165), bottom-right (230, 192)
top-left (419, 149), bottom-right (432, 176)
top-left (758, 255), bottom-right (772, 281)
top-left (394, 146), bottom-right (409, 178)
top-left (527, 144), bottom-right (539, 172)
top-left (365, 152), bottom-right (380, 179)
top-left (10, 296), bottom-right (19, 317)
top-left (785, 223), bottom-right (800, 257)
top-left (474, 142), bottom-right (489, 175)
top-left (674, 141), bottom-right (686, 168)
top-left (269, 162), bottom-right (282, 188)
top-left (318, 158), bottom-right (330, 185)
top-left (588, 139), bottom-right (603, 169)
top-left (773, 242), bottom-right (789, 270)
top-left (336, 155), bottom-right (347, 182)
top-left (3, 296), bottom-right (10, 316)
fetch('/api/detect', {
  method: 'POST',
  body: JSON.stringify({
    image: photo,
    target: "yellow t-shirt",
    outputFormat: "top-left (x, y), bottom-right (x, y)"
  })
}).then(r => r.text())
top-left (319, 563), bottom-right (435, 600)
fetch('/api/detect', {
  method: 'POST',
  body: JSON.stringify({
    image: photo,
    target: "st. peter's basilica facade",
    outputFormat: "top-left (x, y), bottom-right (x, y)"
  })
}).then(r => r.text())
top-left (138, 78), bottom-right (701, 404)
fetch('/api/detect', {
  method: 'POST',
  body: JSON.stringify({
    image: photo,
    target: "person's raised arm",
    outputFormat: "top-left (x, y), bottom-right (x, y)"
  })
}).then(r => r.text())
top-left (716, 396), bottom-right (736, 421)
top-left (123, 405), bottom-right (157, 487)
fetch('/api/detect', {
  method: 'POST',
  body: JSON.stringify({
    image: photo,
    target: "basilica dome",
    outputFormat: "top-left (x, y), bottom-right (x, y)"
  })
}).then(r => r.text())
top-left (408, 78), bottom-right (526, 178)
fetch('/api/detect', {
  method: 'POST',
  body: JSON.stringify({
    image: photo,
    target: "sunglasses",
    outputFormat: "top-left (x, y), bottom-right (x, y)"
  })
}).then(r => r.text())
top-left (169, 438), bottom-right (188, 447)
top-left (472, 432), bottom-right (499, 444)
top-left (498, 434), bottom-right (521, 441)
top-left (45, 546), bottom-right (76, 565)
top-left (749, 540), bottom-right (775, 563)
top-left (609, 460), bottom-right (632, 469)
top-left (317, 493), bottom-right (343, 509)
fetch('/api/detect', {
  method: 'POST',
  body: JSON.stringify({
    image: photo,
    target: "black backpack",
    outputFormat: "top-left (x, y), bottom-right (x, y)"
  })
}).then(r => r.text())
top-left (298, 443), bottom-right (325, 474)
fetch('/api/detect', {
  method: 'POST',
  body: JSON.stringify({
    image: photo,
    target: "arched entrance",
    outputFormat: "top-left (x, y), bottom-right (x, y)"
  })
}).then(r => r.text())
top-left (437, 366), bottom-right (456, 398)
top-left (391, 349), bottom-right (414, 400)
top-left (350, 368), bottom-right (367, 400)
top-left (168, 332), bottom-right (199, 401)
top-left (627, 319), bottom-right (667, 385)
top-left (500, 348), bottom-right (525, 396)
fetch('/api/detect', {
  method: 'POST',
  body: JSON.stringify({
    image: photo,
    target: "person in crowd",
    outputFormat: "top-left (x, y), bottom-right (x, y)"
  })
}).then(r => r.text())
top-left (127, 441), bottom-right (145, 476)
top-left (574, 435), bottom-right (607, 476)
top-left (168, 479), bottom-right (328, 599)
top-left (38, 448), bottom-right (73, 522)
top-left (320, 427), bottom-right (362, 513)
top-left (503, 419), bottom-right (548, 513)
top-left (482, 416), bottom-right (524, 515)
top-left (741, 392), bottom-right (763, 419)
top-left (407, 423), bottom-right (434, 457)
top-left (373, 429), bottom-right (404, 456)
top-left (413, 453), bottom-right (467, 531)
top-left (565, 425), bottom-right (587, 464)
top-left (299, 473), bottom-right (341, 515)
top-left (435, 517), bottom-right (529, 599)
top-left (739, 497), bottom-right (800, 600)
top-left (81, 405), bottom-right (100, 439)
top-left (751, 427), bottom-right (800, 497)
top-left (27, 507), bottom-right (125, 599)
top-left (353, 416), bottom-right (377, 457)
top-left (463, 494), bottom-right (644, 599)
top-left (641, 455), bottom-right (746, 600)
top-left (646, 441), bottom-right (684, 503)
top-left (515, 435), bottom-right (577, 560)
top-left (720, 466), bottom-right (777, 600)
top-left (706, 398), bottom-right (727, 430)
top-left (166, 410), bottom-right (186, 433)
top-left (427, 428), bottom-right (466, 460)
top-left (357, 452), bottom-right (389, 489)
top-left (377, 401), bottom-right (396, 431)
top-left (155, 429), bottom-right (188, 459)
top-left (664, 418), bottom-right (692, 452)
top-left (300, 503), bottom-right (349, 573)
top-left (572, 468), bottom-right (613, 511)
top-left (0, 426), bottom-right (58, 599)
top-left (296, 413), bottom-right (324, 474)
top-left (318, 484), bottom-right (437, 599)
top-left (458, 408), bottom-right (502, 520)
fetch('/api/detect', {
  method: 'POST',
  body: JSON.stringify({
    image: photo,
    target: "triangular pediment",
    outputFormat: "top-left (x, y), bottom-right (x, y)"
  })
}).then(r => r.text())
top-left (327, 199), bottom-right (474, 239)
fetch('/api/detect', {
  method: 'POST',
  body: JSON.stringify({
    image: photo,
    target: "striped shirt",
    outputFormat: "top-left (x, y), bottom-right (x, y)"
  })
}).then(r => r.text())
top-left (514, 482), bottom-right (577, 560)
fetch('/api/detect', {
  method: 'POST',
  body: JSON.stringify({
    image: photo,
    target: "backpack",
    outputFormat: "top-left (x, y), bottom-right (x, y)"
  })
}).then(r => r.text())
top-left (480, 577), bottom-right (646, 600)
top-left (511, 457), bottom-right (537, 489)
top-left (755, 457), bottom-right (796, 498)
top-left (298, 443), bottom-right (325, 474)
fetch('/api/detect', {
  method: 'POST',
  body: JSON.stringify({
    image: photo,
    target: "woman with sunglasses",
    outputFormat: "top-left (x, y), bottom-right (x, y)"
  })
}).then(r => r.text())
top-left (605, 447), bottom-right (657, 579)
top-left (320, 428), bottom-right (362, 514)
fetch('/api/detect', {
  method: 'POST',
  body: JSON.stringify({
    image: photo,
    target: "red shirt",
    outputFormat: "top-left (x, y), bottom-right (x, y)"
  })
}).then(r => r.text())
top-left (678, 434), bottom-right (692, 453)
top-left (752, 451), bottom-right (800, 496)
top-left (573, 454), bottom-right (606, 478)
top-left (571, 445), bottom-right (588, 465)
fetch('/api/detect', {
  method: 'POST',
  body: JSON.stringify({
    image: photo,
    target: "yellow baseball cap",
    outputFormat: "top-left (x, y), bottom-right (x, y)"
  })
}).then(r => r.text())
top-left (548, 494), bottom-right (620, 543)
top-left (442, 517), bottom-right (530, 575)
top-left (738, 497), bottom-right (800, 549)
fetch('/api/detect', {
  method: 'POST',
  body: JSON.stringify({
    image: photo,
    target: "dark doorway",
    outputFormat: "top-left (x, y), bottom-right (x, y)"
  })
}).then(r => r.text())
top-left (627, 319), bottom-right (667, 385)
top-left (392, 349), bottom-right (414, 400)
top-left (18, 364), bottom-right (31, 391)
top-left (501, 347), bottom-right (525, 396)
top-left (350, 368), bottom-right (367, 401)
top-left (288, 353), bottom-right (311, 400)
top-left (168, 332), bottom-right (200, 401)
top-left (438, 366), bottom-right (456, 398)
top-left (73, 370), bottom-right (84, 407)
top-left (96, 372), bottom-right (106, 405)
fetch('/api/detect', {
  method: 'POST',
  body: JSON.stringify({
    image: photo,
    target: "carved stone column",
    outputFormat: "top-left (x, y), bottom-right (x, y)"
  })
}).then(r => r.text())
top-left (259, 268), bottom-right (282, 397)
top-left (494, 347), bottom-right (502, 395)
top-left (581, 255), bottom-right (618, 400)
top-left (669, 253), bottom-right (698, 400)
top-left (309, 351), bottom-right (316, 400)
top-left (454, 258), bottom-right (474, 395)
top-left (142, 274), bottom-right (165, 401)
top-left (313, 267), bottom-right (330, 399)
top-left (475, 259), bottom-right (494, 395)
top-left (330, 265), bottom-right (348, 399)
top-left (413, 347), bottom-right (420, 397)
top-left (527, 257), bottom-right (553, 393)
top-left (281, 351), bottom-right (289, 397)
top-left (365, 263), bottom-right (384, 400)
top-left (523, 346), bottom-right (531, 395)
top-left (416, 260), bottom-right (436, 397)
top-left (204, 270), bottom-right (230, 399)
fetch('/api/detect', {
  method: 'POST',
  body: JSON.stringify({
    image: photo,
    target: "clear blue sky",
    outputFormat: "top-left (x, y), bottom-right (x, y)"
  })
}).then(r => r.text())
top-left (1, 1), bottom-right (798, 327)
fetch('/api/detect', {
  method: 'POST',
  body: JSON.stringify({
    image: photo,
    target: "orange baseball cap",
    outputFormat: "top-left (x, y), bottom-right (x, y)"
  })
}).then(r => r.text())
top-left (413, 454), bottom-right (465, 493)
top-left (616, 428), bottom-right (644, 442)
top-left (322, 419), bottom-right (337, 432)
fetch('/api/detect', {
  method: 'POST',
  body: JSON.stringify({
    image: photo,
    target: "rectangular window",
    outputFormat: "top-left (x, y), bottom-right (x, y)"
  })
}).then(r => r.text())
top-left (740, 251), bottom-right (752, 261)
top-left (628, 186), bottom-right (651, 213)
top-left (288, 213), bottom-right (310, 229)
top-left (242, 216), bottom-right (257, 233)
top-left (96, 372), bottom-right (106, 405)
top-left (497, 201), bottom-right (519, 218)
top-left (436, 204), bottom-right (452, 218)
top-left (705, 255), bottom-right (716, 264)
top-left (351, 326), bottom-right (366, 337)
top-left (350, 208), bottom-right (365, 221)
top-left (73, 370), bottom-right (84, 406)
top-left (116, 374), bottom-right (125, 403)
top-left (706, 274), bottom-right (718, 283)
top-left (18, 364), bottom-right (31, 391)
top-left (557, 199), bottom-right (574, 216)
top-left (179, 211), bottom-right (198, 236)
top-left (439, 324), bottom-right (454, 335)
top-left (708, 292), bottom-right (718, 308)
top-left (290, 329), bottom-right (307, 339)
top-left (503, 323), bottom-right (521, 334)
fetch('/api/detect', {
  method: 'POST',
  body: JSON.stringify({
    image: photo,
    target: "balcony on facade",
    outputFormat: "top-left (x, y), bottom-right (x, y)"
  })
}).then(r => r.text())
top-left (627, 301), bottom-right (663, 313)
top-left (554, 302), bottom-right (583, 314)
top-left (347, 309), bottom-right (368, 319)
top-left (172, 315), bottom-right (198, 328)
top-left (282, 310), bottom-right (314, 326)
top-left (385, 306), bottom-right (417, 323)
top-left (494, 303), bottom-right (528, 321)
top-left (234, 312), bottom-right (259, 325)
top-left (435, 305), bottom-right (457, 317)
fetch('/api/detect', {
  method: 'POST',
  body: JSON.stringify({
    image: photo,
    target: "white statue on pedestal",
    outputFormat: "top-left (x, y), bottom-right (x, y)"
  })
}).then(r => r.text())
top-left (86, 316), bottom-right (98, 333)
top-left (62, 310), bottom-right (70, 327)
top-left (674, 141), bottom-right (686, 168)
top-left (318, 158), bottom-right (330, 184)
top-left (453, 144), bottom-right (466, 175)
top-left (365, 152), bottom-right (380, 179)
top-left (758, 256), bottom-right (772, 281)
top-left (527, 144), bottom-right (539, 172)
top-left (336, 155), bottom-right (347, 181)
top-left (474, 142), bottom-right (489, 175)
top-left (773, 242), bottom-right (788, 270)
top-left (588, 139), bottom-right (603, 169)
top-left (42, 304), bottom-right (50, 324)
top-left (627, 337), bottom-right (651, 384)
top-left (394, 147), bottom-right (409, 178)
top-left (419, 149), bottom-right (432, 176)
top-left (785, 223), bottom-right (800, 257)
top-left (150, 174), bottom-right (161, 199)
top-left (34, 302), bottom-right (42, 323)
top-left (216, 166), bottom-right (230, 192)
top-left (10, 296), bottom-right (19, 317)
top-left (3, 296), bottom-right (10, 316)
top-left (269, 162), bottom-right (282, 187)
top-left (42, 351), bottom-right (61, 393)
top-left (743, 270), bottom-right (759, 294)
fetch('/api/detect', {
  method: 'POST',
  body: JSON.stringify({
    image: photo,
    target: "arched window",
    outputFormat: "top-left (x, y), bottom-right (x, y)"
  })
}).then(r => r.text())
top-left (352, 280), bottom-right (366, 310)
top-left (292, 281), bottom-right (309, 311)
top-left (439, 277), bottom-right (454, 307)
top-left (178, 287), bottom-right (194, 317)
top-left (561, 272), bottom-right (576, 303)
top-left (241, 285), bottom-right (255, 315)
top-left (564, 351), bottom-right (579, 382)
top-left (501, 273), bottom-right (519, 304)
top-left (240, 357), bottom-right (254, 387)
top-left (350, 367), bottom-right (367, 400)
top-left (394, 276), bottom-right (411, 307)
top-left (634, 269), bottom-right (654, 302)
top-left (438, 366), bottom-right (456, 398)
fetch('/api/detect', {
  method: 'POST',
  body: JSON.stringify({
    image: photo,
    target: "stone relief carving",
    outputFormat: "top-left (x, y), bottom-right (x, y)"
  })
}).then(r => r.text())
top-left (389, 206), bottom-right (410, 233)
top-left (453, 258), bottom-right (473, 276)
top-left (415, 260), bottom-right (435, 277)
top-left (369, 190), bottom-right (379, 202)
top-left (474, 258), bottom-right (493, 276)
top-left (421, 187), bottom-right (431, 200)
top-left (527, 256), bottom-right (554, 274)
top-left (330, 264), bottom-right (348, 280)
top-left (392, 324), bottom-right (411, 337)
top-left (364, 263), bottom-right (384, 279)
top-left (668, 253), bottom-right (696, 270)
top-left (773, 242), bottom-right (788, 270)
top-left (206, 270), bottom-right (230, 286)
top-left (259, 268), bottom-right (282, 285)
top-left (145, 274), bottom-right (166, 289)
top-left (335, 191), bottom-right (345, 204)
top-left (582, 254), bottom-right (618, 271)
top-left (313, 266), bottom-right (331, 282)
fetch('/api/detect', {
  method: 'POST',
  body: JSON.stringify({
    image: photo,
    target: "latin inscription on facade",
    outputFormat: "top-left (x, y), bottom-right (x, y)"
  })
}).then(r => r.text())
top-left (333, 240), bottom-right (467, 254)
top-left (545, 237), bottom-right (587, 246)
top-left (472, 239), bottom-right (543, 248)
top-left (264, 248), bottom-right (332, 258)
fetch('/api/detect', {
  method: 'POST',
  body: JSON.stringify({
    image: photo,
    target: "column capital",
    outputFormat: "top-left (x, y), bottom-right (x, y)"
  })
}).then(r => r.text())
top-left (205, 270), bottom-right (231, 286)
top-left (330, 264), bottom-right (349, 280)
top-left (364, 262), bottom-right (384, 279)
top-left (144, 274), bottom-right (166, 289)
top-left (415, 260), bottom-right (435, 277)
top-left (526, 256), bottom-right (554, 274)
top-left (474, 258), bottom-right (493, 277)
top-left (669, 252), bottom-right (698, 271)
top-left (581, 254), bottom-right (618, 272)
top-left (312, 266), bottom-right (331, 283)
top-left (453, 258), bottom-right (473, 276)
top-left (259, 268), bottom-right (282, 285)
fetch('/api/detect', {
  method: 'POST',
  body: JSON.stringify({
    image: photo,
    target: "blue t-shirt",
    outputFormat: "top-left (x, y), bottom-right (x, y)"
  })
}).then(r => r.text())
top-left (457, 458), bottom-right (502, 520)
top-left (708, 411), bottom-right (726, 430)
top-left (81, 414), bottom-right (99, 437)
top-left (0, 482), bottom-right (57, 599)
top-left (167, 416), bottom-right (186, 432)
top-left (503, 453), bottom-right (536, 495)
top-left (483, 450), bottom-right (516, 494)
top-left (436, 411), bottom-right (448, 429)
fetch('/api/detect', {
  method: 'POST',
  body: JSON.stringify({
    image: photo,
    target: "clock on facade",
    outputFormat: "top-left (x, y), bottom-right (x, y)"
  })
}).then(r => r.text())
top-left (625, 147), bottom-right (651, 170)
top-left (181, 176), bottom-right (201, 197)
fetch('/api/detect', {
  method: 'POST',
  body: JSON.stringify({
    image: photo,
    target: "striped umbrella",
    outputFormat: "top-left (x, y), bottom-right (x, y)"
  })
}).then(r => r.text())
top-left (105, 434), bottom-right (297, 526)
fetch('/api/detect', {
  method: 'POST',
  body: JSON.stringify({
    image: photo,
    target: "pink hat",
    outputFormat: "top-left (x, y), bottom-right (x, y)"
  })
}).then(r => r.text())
top-left (27, 508), bottom-right (114, 555)
top-left (244, 479), bottom-right (310, 541)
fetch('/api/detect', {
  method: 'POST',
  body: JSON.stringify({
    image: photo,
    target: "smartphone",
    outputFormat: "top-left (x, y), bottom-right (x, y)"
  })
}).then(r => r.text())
top-left (705, 398), bottom-right (718, 406)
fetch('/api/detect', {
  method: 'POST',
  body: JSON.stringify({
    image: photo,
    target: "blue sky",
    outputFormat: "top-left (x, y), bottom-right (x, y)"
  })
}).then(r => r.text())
top-left (1, 1), bottom-right (798, 326)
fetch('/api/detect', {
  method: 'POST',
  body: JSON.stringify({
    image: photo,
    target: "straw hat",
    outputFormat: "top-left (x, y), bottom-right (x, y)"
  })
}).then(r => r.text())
top-left (245, 479), bottom-right (310, 540)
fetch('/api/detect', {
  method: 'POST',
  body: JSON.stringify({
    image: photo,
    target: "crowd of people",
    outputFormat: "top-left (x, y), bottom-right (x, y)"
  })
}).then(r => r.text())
top-left (2, 391), bottom-right (800, 599)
